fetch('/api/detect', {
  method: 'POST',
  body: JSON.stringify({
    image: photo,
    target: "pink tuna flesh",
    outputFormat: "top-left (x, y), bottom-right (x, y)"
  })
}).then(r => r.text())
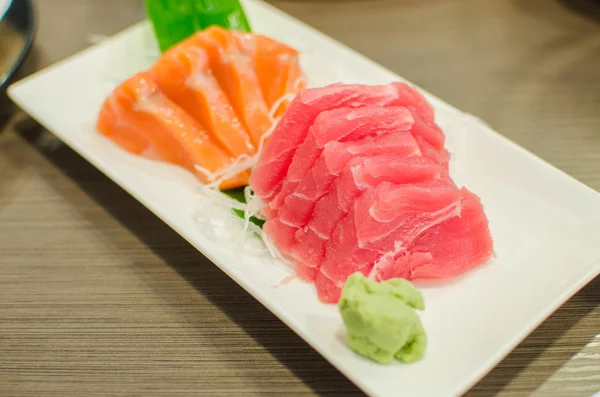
top-left (293, 155), bottom-right (442, 280)
top-left (251, 82), bottom-right (436, 201)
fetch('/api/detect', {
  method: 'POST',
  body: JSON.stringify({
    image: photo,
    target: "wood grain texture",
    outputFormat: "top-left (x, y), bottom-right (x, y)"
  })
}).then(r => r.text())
top-left (1, 0), bottom-right (599, 396)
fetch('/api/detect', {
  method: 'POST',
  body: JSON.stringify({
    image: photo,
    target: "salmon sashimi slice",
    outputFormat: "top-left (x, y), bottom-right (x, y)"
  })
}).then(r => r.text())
top-left (234, 32), bottom-right (306, 118)
top-left (96, 72), bottom-right (248, 190)
top-left (191, 26), bottom-right (272, 146)
top-left (273, 61), bottom-right (306, 119)
top-left (149, 40), bottom-right (256, 159)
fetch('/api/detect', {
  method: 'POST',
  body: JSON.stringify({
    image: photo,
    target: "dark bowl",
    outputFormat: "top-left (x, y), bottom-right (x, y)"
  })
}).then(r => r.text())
top-left (0, 0), bottom-right (36, 92)
top-left (0, 0), bottom-right (35, 123)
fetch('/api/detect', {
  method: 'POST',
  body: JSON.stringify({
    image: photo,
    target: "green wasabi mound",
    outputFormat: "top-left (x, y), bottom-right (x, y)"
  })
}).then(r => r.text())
top-left (338, 272), bottom-right (427, 364)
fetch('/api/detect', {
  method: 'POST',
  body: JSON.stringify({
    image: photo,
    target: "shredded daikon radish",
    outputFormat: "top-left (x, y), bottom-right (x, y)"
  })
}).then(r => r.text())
top-left (241, 185), bottom-right (267, 249)
top-left (193, 163), bottom-right (219, 186)
top-left (244, 185), bottom-right (266, 220)
top-left (191, 87), bottom-right (304, 258)
top-left (194, 187), bottom-right (269, 256)
top-left (268, 93), bottom-right (297, 121)
top-left (267, 78), bottom-right (305, 122)
top-left (252, 119), bottom-right (278, 164)
top-left (192, 124), bottom-right (277, 255)
top-left (197, 154), bottom-right (255, 189)
top-left (197, 184), bottom-right (246, 211)
top-left (192, 113), bottom-right (281, 190)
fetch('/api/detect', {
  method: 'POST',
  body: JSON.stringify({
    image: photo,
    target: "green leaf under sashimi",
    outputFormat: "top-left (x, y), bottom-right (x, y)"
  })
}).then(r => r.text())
top-left (222, 187), bottom-right (265, 229)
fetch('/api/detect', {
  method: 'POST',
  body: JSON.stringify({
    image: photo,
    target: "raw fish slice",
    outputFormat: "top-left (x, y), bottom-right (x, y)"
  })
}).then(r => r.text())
top-left (266, 131), bottom-right (318, 217)
top-left (318, 195), bottom-right (461, 304)
top-left (96, 72), bottom-right (247, 189)
top-left (293, 227), bottom-right (327, 281)
top-left (313, 155), bottom-right (444, 238)
top-left (279, 157), bottom-right (331, 226)
top-left (278, 133), bottom-right (420, 228)
top-left (369, 252), bottom-right (432, 282)
top-left (234, 32), bottom-right (306, 117)
top-left (370, 188), bottom-right (493, 281)
top-left (266, 150), bottom-right (440, 262)
top-left (322, 131), bottom-right (419, 175)
top-left (266, 179), bottom-right (299, 218)
top-left (315, 208), bottom-right (379, 303)
top-left (404, 108), bottom-right (449, 174)
top-left (316, 202), bottom-right (455, 304)
top-left (326, 179), bottom-right (460, 266)
top-left (191, 26), bottom-right (272, 146)
top-left (272, 60), bottom-right (306, 118)
top-left (416, 136), bottom-right (451, 178)
top-left (395, 82), bottom-right (436, 126)
top-left (149, 41), bottom-right (256, 159)
top-left (268, 106), bottom-right (415, 214)
top-left (355, 179), bottom-right (461, 244)
top-left (407, 108), bottom-right (446, 151)
top-left (294, 155), bottom-right (442, 281)
top-left (251, 82), bottom-right (430, 201)
top-left (316, 180), bottom-right (461, 303)
top-left (270, 133), bottom-right (421, 257)
top-left (285, 127), bottom-right (324, 184)
top-left (286, 106), bottom-right (415, 183)
top-left (262, 217), bottom-right (297, 259)
top-left (260, 206), bottom-right (277, 220)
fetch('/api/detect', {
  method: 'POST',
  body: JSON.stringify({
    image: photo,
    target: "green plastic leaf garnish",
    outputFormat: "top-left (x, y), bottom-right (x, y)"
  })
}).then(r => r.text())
top-left (144, 0), bottom-right (252, 53)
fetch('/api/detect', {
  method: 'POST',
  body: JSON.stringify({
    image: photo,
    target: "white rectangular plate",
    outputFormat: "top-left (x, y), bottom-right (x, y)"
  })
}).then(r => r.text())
top-left (8, 1), bottom-right (600, 396)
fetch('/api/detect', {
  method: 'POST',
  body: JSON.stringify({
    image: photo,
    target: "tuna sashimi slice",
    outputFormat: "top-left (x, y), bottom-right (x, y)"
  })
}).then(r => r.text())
top-left (395, 82), bottom-right (436, 126)
top-left (265, 179), bottom-right (299, 219)
top-left (313, 155), bottom-right (444, 238)
top-left (355, 179), bottom-right (461, 245)
top-left (293, 155), bottom-right (442, 281)
top-left (369, 252), bottom-right (433, 282)
top-left (251, 82), bottom-right (435, 201)
top-left (262, 217), bottom-right (298, 260)
top-left (278, 132), bottom-right (420, 228)
top-left (369, 188), bottom-right (494, 281)
top-left (407, 108), bottom-right (446, 151)
top-left (416, 135), bottom-right (451, 178)
top-left (316, 180), bottom-right (461, 303)
top-left (322, 130), bottom-right (420, 175)
top-left (285, 132), bottom-right (321, 184)
top-left (269, 132), bottom-right (422, 258)
top-left (277, 158), bottom-right (332, 227)
top-left (268, 107), bottom-right (414, 215)
top-left (286, 106), bottom-right (415, 182)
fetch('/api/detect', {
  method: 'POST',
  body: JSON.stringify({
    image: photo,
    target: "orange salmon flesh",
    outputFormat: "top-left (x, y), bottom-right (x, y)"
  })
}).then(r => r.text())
top-left (97, 27), bottom-right (305, 189)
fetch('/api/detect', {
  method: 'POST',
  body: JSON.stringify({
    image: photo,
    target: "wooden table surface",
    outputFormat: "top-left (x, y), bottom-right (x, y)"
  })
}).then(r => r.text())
top-left (1, 0), bottom-right (599, 396)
